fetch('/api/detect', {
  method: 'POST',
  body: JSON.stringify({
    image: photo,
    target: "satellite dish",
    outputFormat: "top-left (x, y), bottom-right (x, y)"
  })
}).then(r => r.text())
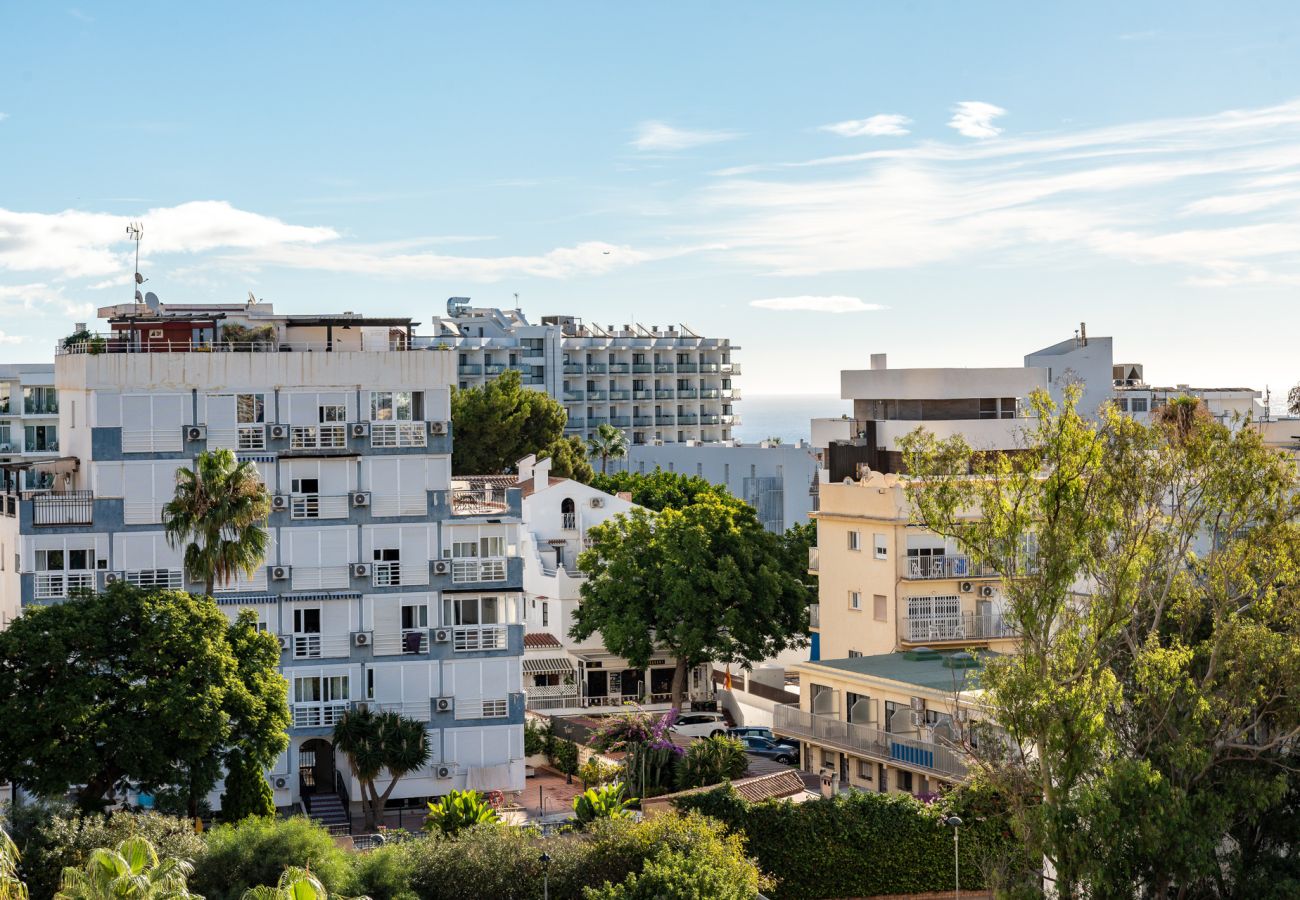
top-left (144, 292), bottom-right (160, 312)
top-left (134, 290), bottom-right (144, 302)
top-left (134, 272), bottom-right (144, 284)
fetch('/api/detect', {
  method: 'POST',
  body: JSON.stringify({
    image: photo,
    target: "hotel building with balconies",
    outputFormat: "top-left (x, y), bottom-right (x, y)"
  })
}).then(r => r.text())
top-left (0, 364), bottom-right (62, 491)
top-left (0, 300), bottom-right (526, 824)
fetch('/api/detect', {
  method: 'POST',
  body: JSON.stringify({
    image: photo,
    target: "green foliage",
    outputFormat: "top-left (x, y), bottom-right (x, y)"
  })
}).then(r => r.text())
top-left (193, 817), bottom-right (352, 900)
top-left (587, 470), bottom-right (728, 512)
top-left (218, 324), bottom-right (276, 349)
top-left (332, 708), bottom-right (431, 832)
top-left (584, 424), bottom-right (628, 476)
top-left (674, 735), bottom-right (748, 790)
top-left (450, 369), bottom-right (567, 474)
top-left (422, 792), bottom-right (500, 837)
top-left (576, 757), bottom-right (621, 789)
top-left (551, 741), bottom-right (579, 779)
top-left (54, 837), bottom-right (199, 900)
top-left (163, 448), bottom-right (271, 598)
top-left (346, 844), bottom-right (417, 900)
top-left (572, 783), bottom-right (636, 827)
top-left (0, 584), bottom-right (288, 815)
top-left (239, 866), bottom-right (357, 900)
top-left (901, 386), bottom-right (1300, 897)
top-left (674, 784), bottom-right (1021, 900)
top-left (2, 827), bottom-right (27, 900)
top-left (219, 751), bottom-right (275, 822)
top-left (779, 520), bottom-right (818, 605)
top-left (538, 435), bottom-right (594, 483)
top-left (523, 719), bottom-right (553, 758)
top-left (572, 494), bottom-right (809, 708)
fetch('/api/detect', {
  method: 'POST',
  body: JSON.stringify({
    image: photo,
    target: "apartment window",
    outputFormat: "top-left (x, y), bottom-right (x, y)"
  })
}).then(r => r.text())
top-left (811, 683), bottom-right (836, 716)
top-left (723, 463), bottom-right (730, 483)
top-left (319, 403), bottom-right (347, 423)
top-left (1116, 397), bottom-right (1129, 412)
top-left (0, 385), bottom-right (8, 414)
top-left (293, 608), bottom-right (321, 633)
top-left (874, 534), bottom-right (888, 559)
top-left (848, 531), bottom-right (861, 551)
top-left (873, 594), bottom-right (888, 621)
top-left (294, 675), bottom-right (348, 703)
top-left (366, 669), bottom-right (375, 700)
top-left (541, 601), bottom-right (549, 628)
top-left (23, 386), bottom-right (58, 415)
top-left (820, 750), bottom-right (836, 769)
top-left (0, 423), bottom-right (10, 449)
top-left (848, 590), bottom-right (861, 611)
top-left (898, 770), bottom-right (914, 793)
top-left (884, 701), bottom-right (900, 733)
top-left (236, 393), bottom-right (265, 424)
top-left (979, 397), bottom-right (1017, 420)
top-left (1131, 398), bottom-right (1148, 413)
top-left (696, 463), bottom-right (703, 476)
top-left (36, 549), bottom-right (96, 571)
top-left (24, 424), bottom-right (58, 452)
top-left (370, 391), bottom-right (420, 421)
top-left (857, 759), bottom-right (873, 780)
top-left (847, 649), bottom-right (863, 659)
top-left (290, 478), bottom-right (319, 494)
top-left (444, 594), bottom-right (501, 626)
top-left (401, 604), bottom-right (429, 629)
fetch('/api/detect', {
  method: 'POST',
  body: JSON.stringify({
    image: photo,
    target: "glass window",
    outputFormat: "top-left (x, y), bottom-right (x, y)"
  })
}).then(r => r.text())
top-left (857, 759), bottom-right (873, 780)
top-left (370, 391), bottom-right (415, 421)
top-left (0, 384), bottom-right (9, 414)
top-left (874, 534), bottom-right (888, 559)
top-left (236, 394), bottom-right (265, 424)
top-left (0, 423), bottom-right (10, 448)
top-left (451, 540), bottom-right (478, 558)
top-left (480, 536), bottom-right (506, 557)
top-left (291, 478), bottom-right (319, 494)
top-left (1131, 398), bottom-right (1148, 413)
top-left (36, 549), bottom-right (65, 571)
top-left (848, 531), bottom-right (861, 551)
top-left (319, 404), bottom-right (347, 423)
top-left (373, 548), bottom-right (400, 562)
top-left (445, 595), bottom-right (499, 626)
top-left (401, 604), bottom-right (428, 629)
top-left (293, 608), bottom-right (321, 633)
top-left (849, 590), bottom-right (861, 610)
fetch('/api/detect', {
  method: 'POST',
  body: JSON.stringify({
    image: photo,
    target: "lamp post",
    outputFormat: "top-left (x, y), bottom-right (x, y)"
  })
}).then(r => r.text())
top-left (539, 851), bottom-right (551, 900)
top-left (943, 815), bottom-right (963, 899)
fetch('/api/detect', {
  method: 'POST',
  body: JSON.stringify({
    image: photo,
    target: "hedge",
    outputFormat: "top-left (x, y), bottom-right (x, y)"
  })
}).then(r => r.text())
top-left (674, 784), bottom-right (1025, 900)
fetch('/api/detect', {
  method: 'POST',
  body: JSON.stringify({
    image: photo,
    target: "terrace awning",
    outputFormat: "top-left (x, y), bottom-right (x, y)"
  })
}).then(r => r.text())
top-left (523, 657), bottom-right (574, 675)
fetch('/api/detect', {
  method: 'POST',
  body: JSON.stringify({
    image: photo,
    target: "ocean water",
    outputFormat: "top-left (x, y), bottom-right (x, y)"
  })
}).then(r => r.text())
top-left (733, 394), bottom-right (849, 445)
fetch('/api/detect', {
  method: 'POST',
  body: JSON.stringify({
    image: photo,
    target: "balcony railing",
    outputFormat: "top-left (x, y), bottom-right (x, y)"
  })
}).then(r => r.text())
top-left (676, 363), bottom-right (698, 373)
top-left (808, 546), bottom-right (819, 573)
top-left (458, 364), bottom-right (483, 375)
top-left (608, 389), bottom-right (631, 400)
top-left (633, 416), bottom-right (654, 427)
top-left (451, 558), bottom-right (508, 583)
top-left (290, 494), bottom-right (349, 520)
top-left (453, 625), bottom-right (509, 652)
top-left (525, 686), bottom-right (581, 711)
top-left (586, 363), bottom-right (607, 374)
top-left (654, 389), bottom-right (674, 399)
top-left (292, 702), bottom-right (349, 728)
top-left (722, 363), bottom-right (741, 374)
top-left (358, 699), bottom-right (431, 721)
top-left (609, 416), bottom-right (631, 427)
top-left (126, 569), bottom-right (183, 590)
top-left (484, 364), bottom-right (506, 375)
top-left (370, 422), bottom-right (427, 448)
top-left (608, 363), bottom-right (630, 374)
top-left (632, 364), bottom-right (652, 373)
top-left (565, 418), bottom-right (586, 430)
top-left (373, 561), bottom-right (430, 587)
top-left (563, 364), bottom-right (584, 374)
top-left (699, 415), bottom-right (720, 425)
top-left (450, 486), bottom-right (509, 516)
top-left (900, 613), bottom-right (1015, 643)
top-left (32, 491), bottom-right (94, 526)
top-left (122, 428), bottom-right (182, 454)
top-left (700, 363), bottom-right (721, 373)
top-left (677, 414), bottom-right (698, 424)
top-left (291, 633), bottom-right (351, 659)
top-left (700, 389), bottom-right (720, 399)
top-left (677, 388), bottom-right (698, 399)
top-left (290, 425), bottom-right (347, 449)
top-left (562, 512), bottom-right (577, 530)
top-left (654, 363), bottom-right (675, 373)
top-left (773, 705), bottom-right (968, 780)
top-left (454, 697), bottom-right (511, 719)
top-left (34, 571), bottom-right (95, 599)
top-left (633, 390), bottom-right (653, 400)
top-left (809, 603), bottom-right (820, 628)
top-left (587, 390), bottom-right (608, 401)
top-left (208, 425), bottom-right (266, 451)
top-left (563, 391), bottom-right (585, 402)
top-left (903, 556), bottom-right (997, 580)
top-left (59, 334), bottom-right (411, 355)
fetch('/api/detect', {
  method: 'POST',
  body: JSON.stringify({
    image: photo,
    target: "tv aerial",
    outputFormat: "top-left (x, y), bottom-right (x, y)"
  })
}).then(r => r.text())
top-left (126, 221), bottom-right (147, 302)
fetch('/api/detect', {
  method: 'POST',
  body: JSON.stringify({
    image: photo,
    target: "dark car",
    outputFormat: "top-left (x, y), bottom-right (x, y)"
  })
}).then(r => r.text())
top-left (737, 734), bottom-right (798, 765)
top-left (727, 726), bottom-right (797, 749)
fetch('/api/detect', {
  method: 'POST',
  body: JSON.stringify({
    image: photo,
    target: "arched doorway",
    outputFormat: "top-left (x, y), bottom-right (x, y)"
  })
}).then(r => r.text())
top-left (298, 738), bottom-right (335, 796)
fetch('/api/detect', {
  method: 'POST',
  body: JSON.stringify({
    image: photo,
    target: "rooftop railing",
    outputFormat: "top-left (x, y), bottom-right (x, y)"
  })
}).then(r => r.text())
top-left (773, 705), bottom-right (968, 780)
top-left (900, 613), bottom-right (1016, 643)
top-left (58, 334), bottom-right (411, 355)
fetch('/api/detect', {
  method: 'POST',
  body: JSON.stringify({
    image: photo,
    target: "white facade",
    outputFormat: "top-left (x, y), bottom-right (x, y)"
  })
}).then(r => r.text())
top-left (0, 364), bottom-right (61, 487)
top-left (423, 300), bottom-right (741, 446)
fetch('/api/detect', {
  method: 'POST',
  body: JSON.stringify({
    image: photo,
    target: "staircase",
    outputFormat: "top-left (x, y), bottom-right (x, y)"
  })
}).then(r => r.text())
top-left (305, 792), bottom-right (350, 833)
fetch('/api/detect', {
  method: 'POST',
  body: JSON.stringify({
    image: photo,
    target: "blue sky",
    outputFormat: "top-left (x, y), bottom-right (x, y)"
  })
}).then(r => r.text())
top-left (3, 2), bottom-right (1300, 397)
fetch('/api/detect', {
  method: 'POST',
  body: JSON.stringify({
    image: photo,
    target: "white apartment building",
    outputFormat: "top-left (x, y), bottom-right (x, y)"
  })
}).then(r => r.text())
top-left (423, 299), bottom-right (741, 446)
top-left (0, 364), bottom-right (61, 488)
top-left (0, 300), bottom-right (526, 823)
top-left (514, 455), bottom-right (714, 714)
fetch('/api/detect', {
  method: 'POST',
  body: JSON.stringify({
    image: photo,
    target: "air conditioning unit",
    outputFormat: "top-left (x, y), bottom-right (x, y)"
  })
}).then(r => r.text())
top-left (910, 696), bottom-right (925, 711)
top-left (958, 581), bottom-right (974, 593)
top-left (351, 423), bottom-right (370, 438)
top-left (271, 565), bottom-right (291, 581)
top-left (589, 496), bottom-right (605, 508)
top-left (185, 425), bottom-right (207, 442)
top-left (271, 494), bottom-right (290, 512)
top-left (433, 560), bottom-right (450, 576)
top-left (277, 635), bottom-right (289, 651)
top-left (428, 420), bottom-right (448, 436)
top-left (103, 571), bottom-right (123, 586)
top-left (270, 424), bottom-right (289, 440)
top-left (979, 585), bottom-right (996, 598)
top-left (272, 775), bottom-right (290, 790)
top-left (435, 696), bottom-right (454, 714)
top-left (910, 710), bottom-right (924, 727)
top-left (432, 627), bottom-right (452, 643)
top-left (435, 764), bottom-right (455, 779)
top-left (351, 563), bottom-right (371, 578)
top-left (351, 491), bottom-right (371, 508)
top-left (352, 631), bottom-right (372, 648)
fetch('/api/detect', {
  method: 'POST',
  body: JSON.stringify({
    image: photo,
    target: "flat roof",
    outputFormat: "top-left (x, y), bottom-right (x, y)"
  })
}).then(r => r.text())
top-left (803, 650), bottom-right (997, 691)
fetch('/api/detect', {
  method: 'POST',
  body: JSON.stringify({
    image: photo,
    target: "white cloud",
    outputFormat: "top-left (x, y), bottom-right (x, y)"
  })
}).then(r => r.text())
top-left (947, 101), bottom-right (1006, 138)
top-left (631, 120), bottom-right (740, 152)
top-left (0, 330), bottom-right (25, 345)
top-left (0, 113), bottom-right (9, 122)
top-left (820, 114), bottom-right (912, 137)
top-left (750, 295), bottom-right (886, 313)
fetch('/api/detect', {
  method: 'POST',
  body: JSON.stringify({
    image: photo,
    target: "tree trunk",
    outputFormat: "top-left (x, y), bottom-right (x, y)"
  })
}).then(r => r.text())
top-left (204, 575), bottom-right (215, 598)
top-left (669, 658), bottom-right (689, 712)
top-left (601, 453), bottom-right (608, 475)
top-left (362, 779), bottom-right (379, 832)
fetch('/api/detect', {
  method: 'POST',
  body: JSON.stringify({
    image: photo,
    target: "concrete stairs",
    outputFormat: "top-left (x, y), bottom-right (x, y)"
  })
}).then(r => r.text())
top-left (305, 792), bottom-right (349, 832)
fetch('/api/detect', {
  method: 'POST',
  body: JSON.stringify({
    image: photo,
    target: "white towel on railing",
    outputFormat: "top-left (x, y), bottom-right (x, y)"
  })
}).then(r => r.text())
top-left (466, 763), bottom-right (513, 792)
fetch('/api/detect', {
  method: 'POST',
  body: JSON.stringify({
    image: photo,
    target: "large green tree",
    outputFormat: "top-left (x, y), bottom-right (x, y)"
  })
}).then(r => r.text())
top-left (163, 449), bottom-right (271, 597)
top-left (450, 369), bottom-right (567, 473)
top-left (587, 469), bottom-right (726, 512)
top-left (901, 388), bottom-right (1300, 898)
top-left (332, 707), bottom-right (431, 832)
top-left (572, 494), bottom-right (808, 710)
top-left (0, 584), bottom-right (288, 815)
top-left (585, 423), bottom-right (628, 476)
top-left (538, 435), bottom-right (595, 483)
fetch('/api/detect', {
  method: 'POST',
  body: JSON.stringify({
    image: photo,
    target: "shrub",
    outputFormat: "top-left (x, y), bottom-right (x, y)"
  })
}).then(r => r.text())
top-left (523, 720), bottom-right (551, 758)
top-left (405, 829), bottom-right (591, 900)
top-left (218, 751), bottom-right (275, 822)
top-left (674, 735), bottom-right (747, 790)
top-left (192, 816), bottom-right (351, 900)
top-left (576, 757), bottom-right (621, 790)
top-left (572, 784), bottom-right (636, 827)
top-left (422, 791), bottom-right (499, 837)
top-left (348, 842), bottom-right (418, 900)
top-left (551, 741), bottom-right (579, 783)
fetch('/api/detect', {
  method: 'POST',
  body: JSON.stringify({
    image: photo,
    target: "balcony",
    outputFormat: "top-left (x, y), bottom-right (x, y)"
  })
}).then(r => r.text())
top-left (370, 628), bottom-right (429, 656)
top-left (700, 389), bottom-right (720, 399)
top-left (458, 364), bottom-right (483, 375)
top-left (654, 389), bottom-right (674, 400)
top-left (126, 569), bottom-right (184, 590)
top-left (609, 416), bottom-right (631, 427)
top-left (608, 363), bottom-right (630, 374)
top-left (676, 363), bottom-right (699, 373)
top-left (724, 388), bottom-right (741, 400)
top-left (563, 364), bottom-right (584, 374)
top-left (608, 389), bottom-right (631, 400)
top-left (563, 391), bottom-right (585, 402)
top-left (453, 624), bottom-right (509, 651)
top-left (588, 417), bottom-right (609, 427)
top-left (632, 363), bottom-right (652, 373)
top-left (32, 491), bottom-right (94, 526)
top-left (34, 571), bottom-right (95, 599)
top-left (373, 561), bottom-right (430, 587)
top-left (208, 425), bottom-right (266, 451)
top-left (633, 390), bottom-right (653, 400)
top-left (699, 415), bottom-right (721, 425)
top-left (700, 363), bottom-right (721, 373)
top-left (809, 603), bottom-right (820, 628)
top-left (654, 363), bottom-right (675, 373)
top-left (721, 414), bottom-right (739, 425)
top-left (450, 485), bottom-right (511, 516)
top-left (290, 494), bottom-right (350, 520)
top-left (292, 702), bottom-right (349, 728)
top-left (290, 632), bottom-right (351, 659)
top-left (586, 390), bottom-right (608, 401)
top-left (484, 364), bottom-right (506, 375)
top-left (773, 705), bottom-right (968, 780)
top-left (655, 413), bottom-right (676, 424)
top-left (290, 425), bottom-right (347, 450)
top-left (676, 388), bottom-right (698, 399)
top-left (723, 363), bottom-right (741, 375)
top-left (808, 546), bottom-right (819, 573)
top-left (902, 556), bottom-right (996, 580)
top-left (451, 557), bottom-right (508, 583)
top-left (565, 418), bottom-right (586, 431)
top-left (633, 416), bottom-right (654, 427)
top-left (900, 613), bottom-right (1015, 644)
top-left (586, 363), bottom-right (607, 374)
top-left (677, 414), bottom-right (699, 424)
top-left (370, 422), bottom-right (426, 448)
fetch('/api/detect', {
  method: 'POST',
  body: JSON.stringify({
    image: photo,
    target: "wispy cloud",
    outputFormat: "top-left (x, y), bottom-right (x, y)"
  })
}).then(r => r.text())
top-left (0, 330), bottom-right (25, 345)
top-left (819, 114), bottom-right (911, 138)
top-left (631, 120), bottom-right (740, 152)
top-left (67, 8), bottom-right (94, 23)
top-left (948, 101), bottom-right (1006, 138)
top-left (0, 113), bottom-right (9, 123)
top-left (750, 295), bottom-right (887, 313)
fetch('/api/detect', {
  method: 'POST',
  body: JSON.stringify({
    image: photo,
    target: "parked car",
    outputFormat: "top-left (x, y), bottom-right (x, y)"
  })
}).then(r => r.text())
top-left (727, 726), bottom-right (797, 749)
top-left (737, 734), bottom-right (798, 765)
top-left (670, 711), bottom-right (729, 738)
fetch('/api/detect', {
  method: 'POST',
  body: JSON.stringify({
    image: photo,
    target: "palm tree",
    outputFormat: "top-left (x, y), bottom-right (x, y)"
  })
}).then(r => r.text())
top-left (163, 449), bottom-right (271, 597)
top-left (332, 707), bottom-right (431, 832)
top-left (241, 868), bottom-right (356, 900)
top-left (585, 423), bottom-right (628, 475)
top-left (1, 828), bottom-right (27, 900)
top-left (55, 837), bottom-right (199, 900)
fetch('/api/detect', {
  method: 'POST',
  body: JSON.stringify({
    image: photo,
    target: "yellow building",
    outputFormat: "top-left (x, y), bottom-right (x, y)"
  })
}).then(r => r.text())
top-left (774, 647), bottom-right (989, 796)
top-left (810, 470), bottom-right (1019, 660)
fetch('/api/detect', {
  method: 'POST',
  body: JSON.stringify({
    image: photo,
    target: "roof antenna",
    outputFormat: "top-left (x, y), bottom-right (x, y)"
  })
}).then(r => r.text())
top-left (126, 221), bottom-right (146, 302)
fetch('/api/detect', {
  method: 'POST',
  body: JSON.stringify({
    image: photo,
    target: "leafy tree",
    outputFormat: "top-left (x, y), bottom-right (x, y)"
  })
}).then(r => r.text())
top-left (577, 757), bottom-right (622, 789)
top-left (332, 708), bottom-right (431, 832)
top-left (573, 783), bottom-right (637, 827)
top-left (573, 495), bottom-right (808, 710)
top-left (423, 791), bottom-right (500, 836)
top-left (0, 585), bottom-right (288, 815)
top-left (55, 837), bottom-right (198, 900)
top-left (1, 828), bottom-right (26, 900)
top-left (901, 387), bottom-right (1300, 898)
top-left (163, 449), bottom-right (271, 597)
top-left (1289, 382), bottom-right (1300, 417)
top-left (192, 817), bottom-right (352, 900)
top-left (779, 520), bottom-right (818, 605)
top-left (451, 369), bottom-right (567, 474)
top-left (538, 435), bottom-right (594, 483)
top-left (585, 423), bottom-right (628, 476)
top-left (219, 750), bottom-right (275, 822)
top-left (587, 470), bottom-right (726, 512)
top-left (552, 740), bottom-right (580, 785)
top-left (675, 735), bottom-right (748, 790)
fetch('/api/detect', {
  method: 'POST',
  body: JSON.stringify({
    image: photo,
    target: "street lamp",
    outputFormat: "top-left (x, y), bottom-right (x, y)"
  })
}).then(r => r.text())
top-left (943, 815), bottom-right (963, 899)
top-left (539, 851), bottom-right (552, 900)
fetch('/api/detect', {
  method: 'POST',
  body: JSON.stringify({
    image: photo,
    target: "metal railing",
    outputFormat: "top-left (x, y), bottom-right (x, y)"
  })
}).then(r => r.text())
top-left (772, 705), bottom-right (968, 780)
top-left (900, 613), bottom-right (1015, 643)
top-left (903, 556), bottom-right (997, 580)
top-left (208, 425), bottom-right (266, 451)
top-left (809, 603), bottom-right (820, 628)
top-left (454, 697), bottom-right (510, 719)
top-left (291, 494), bottom-right (350, 520)
top-left (34, 572), bottom-right (95, 599)
top-left (292, 702), bottom-right (349, 728)
top-left (59, 335), bottom-right (410, 355)
top-left (32, 491), bottom-right (94, 526)
top-left (453, 625), bottom-right (509, 652)
top-left (290, 425), bottom-right (347, 449)
top-left (451, 558), bottom-right (507, 583)
top-left (370, 422), bottom-right (426, 448)
top-left (126, 569), bottom-right (184, 590)
top-left (562, 512), bottom-right (577, 530)
top-left (450, 486), bottom-right (509, 516)
top-left (808, 546), bottom-right (819, 572)
top-left (373, 562), bottom-right (429, 587)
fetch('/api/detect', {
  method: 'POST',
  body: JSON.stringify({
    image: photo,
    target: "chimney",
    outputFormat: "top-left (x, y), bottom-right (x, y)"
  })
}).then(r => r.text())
top-left (870, 353), bottom-right (887, 371)
top-left (1079, 322), bottom-right (1088, 347)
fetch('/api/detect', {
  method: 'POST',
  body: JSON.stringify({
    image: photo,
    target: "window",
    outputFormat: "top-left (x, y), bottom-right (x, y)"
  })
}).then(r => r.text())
top-left (24, 424), bottom-right (58, 452)
top-left (0, 423), bottom-right (10, 448)
top-left (294, 675), bottom-right (348, 703)
top-left (366, 669), bottom-right (375, 700)
top-left (23, 386), bottom-right (58, 415)
top-left (848, 531), bottom-right (861, 551)
top-left (541, 601), bottom-right (549, 627)
top-left (898, 769), bottom-right (914, 792)
top-left (1131, 397), bottom-right (1148, 413)
top-left (0, 384), bottom-right (8, 414)
top-left (1116, 397), bottom-right (1129, 412)
top-left (480, 536), bottom-right (506, 558)
top-left (291, 478), bottom-right (320, 494)
top-left (36, 549), bottom-right (96, 571)
top-left (874, 594), bottom-right (888, 621)
top-left (370, 391), bottom-right (419, 421)
top-left (884, 701), bottom-right (899, 733)
top-left (236, 394), bottom-right (265, 424)
top-left (820, 750), bottom-right (837, 769)
top-left (401, 604), bottom-right (428, 629)
top-left (561, 497), bottom-right (576, 530)
top-left (319, 404), bottom-right (347, 423)
top-left (444, 595), bottom-right (502, 626)
top-left (810, 683), bottom-right (836, 715)
top-left (847, 649), bottom-right (863, 658)
top-left (847, 692), bottom-right (871, 723)
top-left (293, 608), bottom-right (321, 633)
top-left (373, 547), bottom-right (400, 562)
top-left (848, 590), bottom-right (861, 611)
top-left (874, 534), bottom-right (888, 559)
top-left (857, 759), bottom-right (873, 780)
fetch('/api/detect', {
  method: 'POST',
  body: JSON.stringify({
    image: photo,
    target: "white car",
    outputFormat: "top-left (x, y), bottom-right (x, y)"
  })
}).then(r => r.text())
top-left (670, 711), bottom-right (729, 739)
